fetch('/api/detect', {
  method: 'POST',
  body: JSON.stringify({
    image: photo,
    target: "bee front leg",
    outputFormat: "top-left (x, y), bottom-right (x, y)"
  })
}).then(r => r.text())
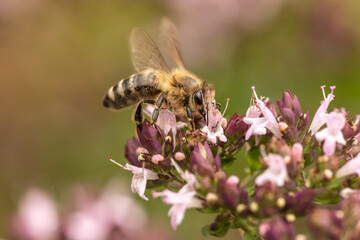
top-left (151, 94), bottom-right (165, 124)
top-left (186, 106), bottom-right (195, 130)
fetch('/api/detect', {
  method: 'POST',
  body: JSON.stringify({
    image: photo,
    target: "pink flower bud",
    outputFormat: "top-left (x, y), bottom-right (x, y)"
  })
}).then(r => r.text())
top-left (259, 223), bottom-right (270, 236)
top-left (152, 154), bottom-right (164, 164)
top-left (175, 152), bottom-right (185, 161)
top-left (292, 143), bottom-right (303, 163)
top-left (136, 147), bottom-right (149, 155)
top-left (227, 175), bottom-right (240, 185)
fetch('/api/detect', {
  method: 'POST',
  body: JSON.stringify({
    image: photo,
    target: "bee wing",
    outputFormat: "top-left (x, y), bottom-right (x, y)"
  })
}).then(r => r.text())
top-left (159, 17), bottom-right (186, 70)
top-left (130, 28), bottom-right (170, 73)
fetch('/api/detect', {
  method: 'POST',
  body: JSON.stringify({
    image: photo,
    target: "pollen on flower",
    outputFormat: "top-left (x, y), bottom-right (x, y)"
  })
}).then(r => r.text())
top-left (138, 154), bottom-right (145, 161)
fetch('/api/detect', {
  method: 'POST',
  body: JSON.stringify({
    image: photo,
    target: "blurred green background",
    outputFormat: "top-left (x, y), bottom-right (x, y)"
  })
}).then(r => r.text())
top-left (1, 0), bottom-right (360, 239)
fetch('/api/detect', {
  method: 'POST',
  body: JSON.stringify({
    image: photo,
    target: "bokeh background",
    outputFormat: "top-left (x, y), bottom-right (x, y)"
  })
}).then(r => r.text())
top-left (1, 0), bottom-right (360, 239)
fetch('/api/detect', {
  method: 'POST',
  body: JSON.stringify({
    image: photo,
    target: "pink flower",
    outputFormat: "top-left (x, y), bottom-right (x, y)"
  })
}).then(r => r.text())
top-left (175, 152), bottom-right (186, 161)
top-left (152, 159), bottom-right (202, 229)
top-left (152, 190), bottom-right (202, 230)
top-left (244, 106), bottom-right (267, 140)
top-left (309, 85), bottom-right (335, 135)
top-left (170, 158), bottom-right (197, 192)
top-left (201, 100), bottom-right (228, 144)
top-left (109, 159), bottom-right (159, 201)
top-left (335, 153), bottom-right (360, 178)
top-left (244, 87), bottom-right (282, 140)
top-left (157, 109), bottom-right (187, 137)
top-left (64, 180), bottom-right (148, 240)
top-left (13, 189), bottom-right (59, 240)
top-left (255, 154), bottom-right (289, 187)
top-left (315, 111), bottom-right (346, 156)
top-left (65, 207), bottom-right (109, 240)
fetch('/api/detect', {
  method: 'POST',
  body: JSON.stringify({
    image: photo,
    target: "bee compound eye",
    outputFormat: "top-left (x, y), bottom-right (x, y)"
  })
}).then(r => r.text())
top-left (194, 91), bottom-right (203, 105)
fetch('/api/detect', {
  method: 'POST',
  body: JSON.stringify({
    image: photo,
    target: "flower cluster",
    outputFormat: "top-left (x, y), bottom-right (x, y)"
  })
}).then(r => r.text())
top-left (113, 85), bottom-right (360, 238)
top-left (9, 179), bottom-right (172, 240)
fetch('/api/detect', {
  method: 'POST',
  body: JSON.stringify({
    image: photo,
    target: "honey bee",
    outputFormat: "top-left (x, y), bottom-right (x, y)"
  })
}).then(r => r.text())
top-left (102, 18), bottom-right (215, 130)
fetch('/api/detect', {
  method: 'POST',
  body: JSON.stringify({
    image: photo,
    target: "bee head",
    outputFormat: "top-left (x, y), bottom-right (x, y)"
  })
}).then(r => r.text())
top-left (192, 83), bottom-right (215, 123)
top-left (192, 90), bottom-right (206, 120)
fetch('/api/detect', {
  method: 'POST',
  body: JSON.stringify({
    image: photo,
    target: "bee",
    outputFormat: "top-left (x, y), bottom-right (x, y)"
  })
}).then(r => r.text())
top-left (102, 18), bottom-right (215, 130)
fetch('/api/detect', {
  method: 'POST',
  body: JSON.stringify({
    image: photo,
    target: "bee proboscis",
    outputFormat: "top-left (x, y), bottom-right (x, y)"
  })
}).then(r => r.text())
top-left (102, 18), bottom-right (215, 130)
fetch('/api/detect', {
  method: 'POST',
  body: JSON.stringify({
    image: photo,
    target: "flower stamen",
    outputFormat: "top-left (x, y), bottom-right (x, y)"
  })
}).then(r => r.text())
top-left (222, 98), bottom-right (230, 117)
top-left (321, 85), bottom-right (326, 100)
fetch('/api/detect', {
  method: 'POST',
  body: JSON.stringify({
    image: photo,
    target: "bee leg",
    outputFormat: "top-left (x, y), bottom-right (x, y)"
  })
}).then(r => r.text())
top-left (135, 100), bottom-right (157, 131)
top-left (186, 106), bottom-right (195, 130)
top-left (151, 94), bottom-right (165, 124)
top-left (134, 101), bottom-right (144, 132)
top-left (216, 102), bottom-right (221, 111)
top-left (134, 101), bottom-right (144, 131)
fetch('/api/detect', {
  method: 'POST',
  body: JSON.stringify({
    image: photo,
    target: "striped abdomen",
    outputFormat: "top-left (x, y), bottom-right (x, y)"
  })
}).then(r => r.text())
top-left (103, 71), bottom-right (161, 109)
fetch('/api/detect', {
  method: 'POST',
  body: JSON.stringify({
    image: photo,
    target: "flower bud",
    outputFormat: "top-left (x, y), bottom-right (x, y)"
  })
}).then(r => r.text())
top-left (323, 169), bottom-right (333, 180)
top-left (236, 204), bottom-right (246, 213)
top-left (259, 217), bottom-right (295, 240)
top-left (137, 120), bottom-right (162, 154)
top-left (152, 154), bottom-right (164, 164)
top-left (293, 188), bottom-right (315, 215)
top-left (206, 193), bottom-right (218, 205)
top-left (224, 113), bottom-right (247, 138)
top-left (292, 143), bottom-right (303, 163)
top-left (125, 138), bottom-right (142, 167)
top-left (249, 202), bottom-right (259, 213)
top-left (219, 177), bottom-right (240, 208)
top-left (174, 152), bottom-right (185, 161)
top-left (295, 235), bottom-right (307, 240)
top-left (277, 198), bottom-right (286, 209)
top-left (278, 122), bottom-right (288, 132)
top-left (285, 213), bottom-right (296, 223)
top-left (307, 208), bottom-right (343, 240)
top-left (227, 176), bottom-right (239, 186)
top-left (136, 147), bottom-right (149, 155)
top-left (190, 142), bottom-right (216, 176)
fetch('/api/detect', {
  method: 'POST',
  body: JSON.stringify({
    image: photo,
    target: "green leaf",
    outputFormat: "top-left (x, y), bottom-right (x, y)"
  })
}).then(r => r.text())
top-left (327, 177), bottom-right (345, 189)
top-left (313, 196), bottom-right (341, 205)
top-left (246, 147), bottom-right (262, 172)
